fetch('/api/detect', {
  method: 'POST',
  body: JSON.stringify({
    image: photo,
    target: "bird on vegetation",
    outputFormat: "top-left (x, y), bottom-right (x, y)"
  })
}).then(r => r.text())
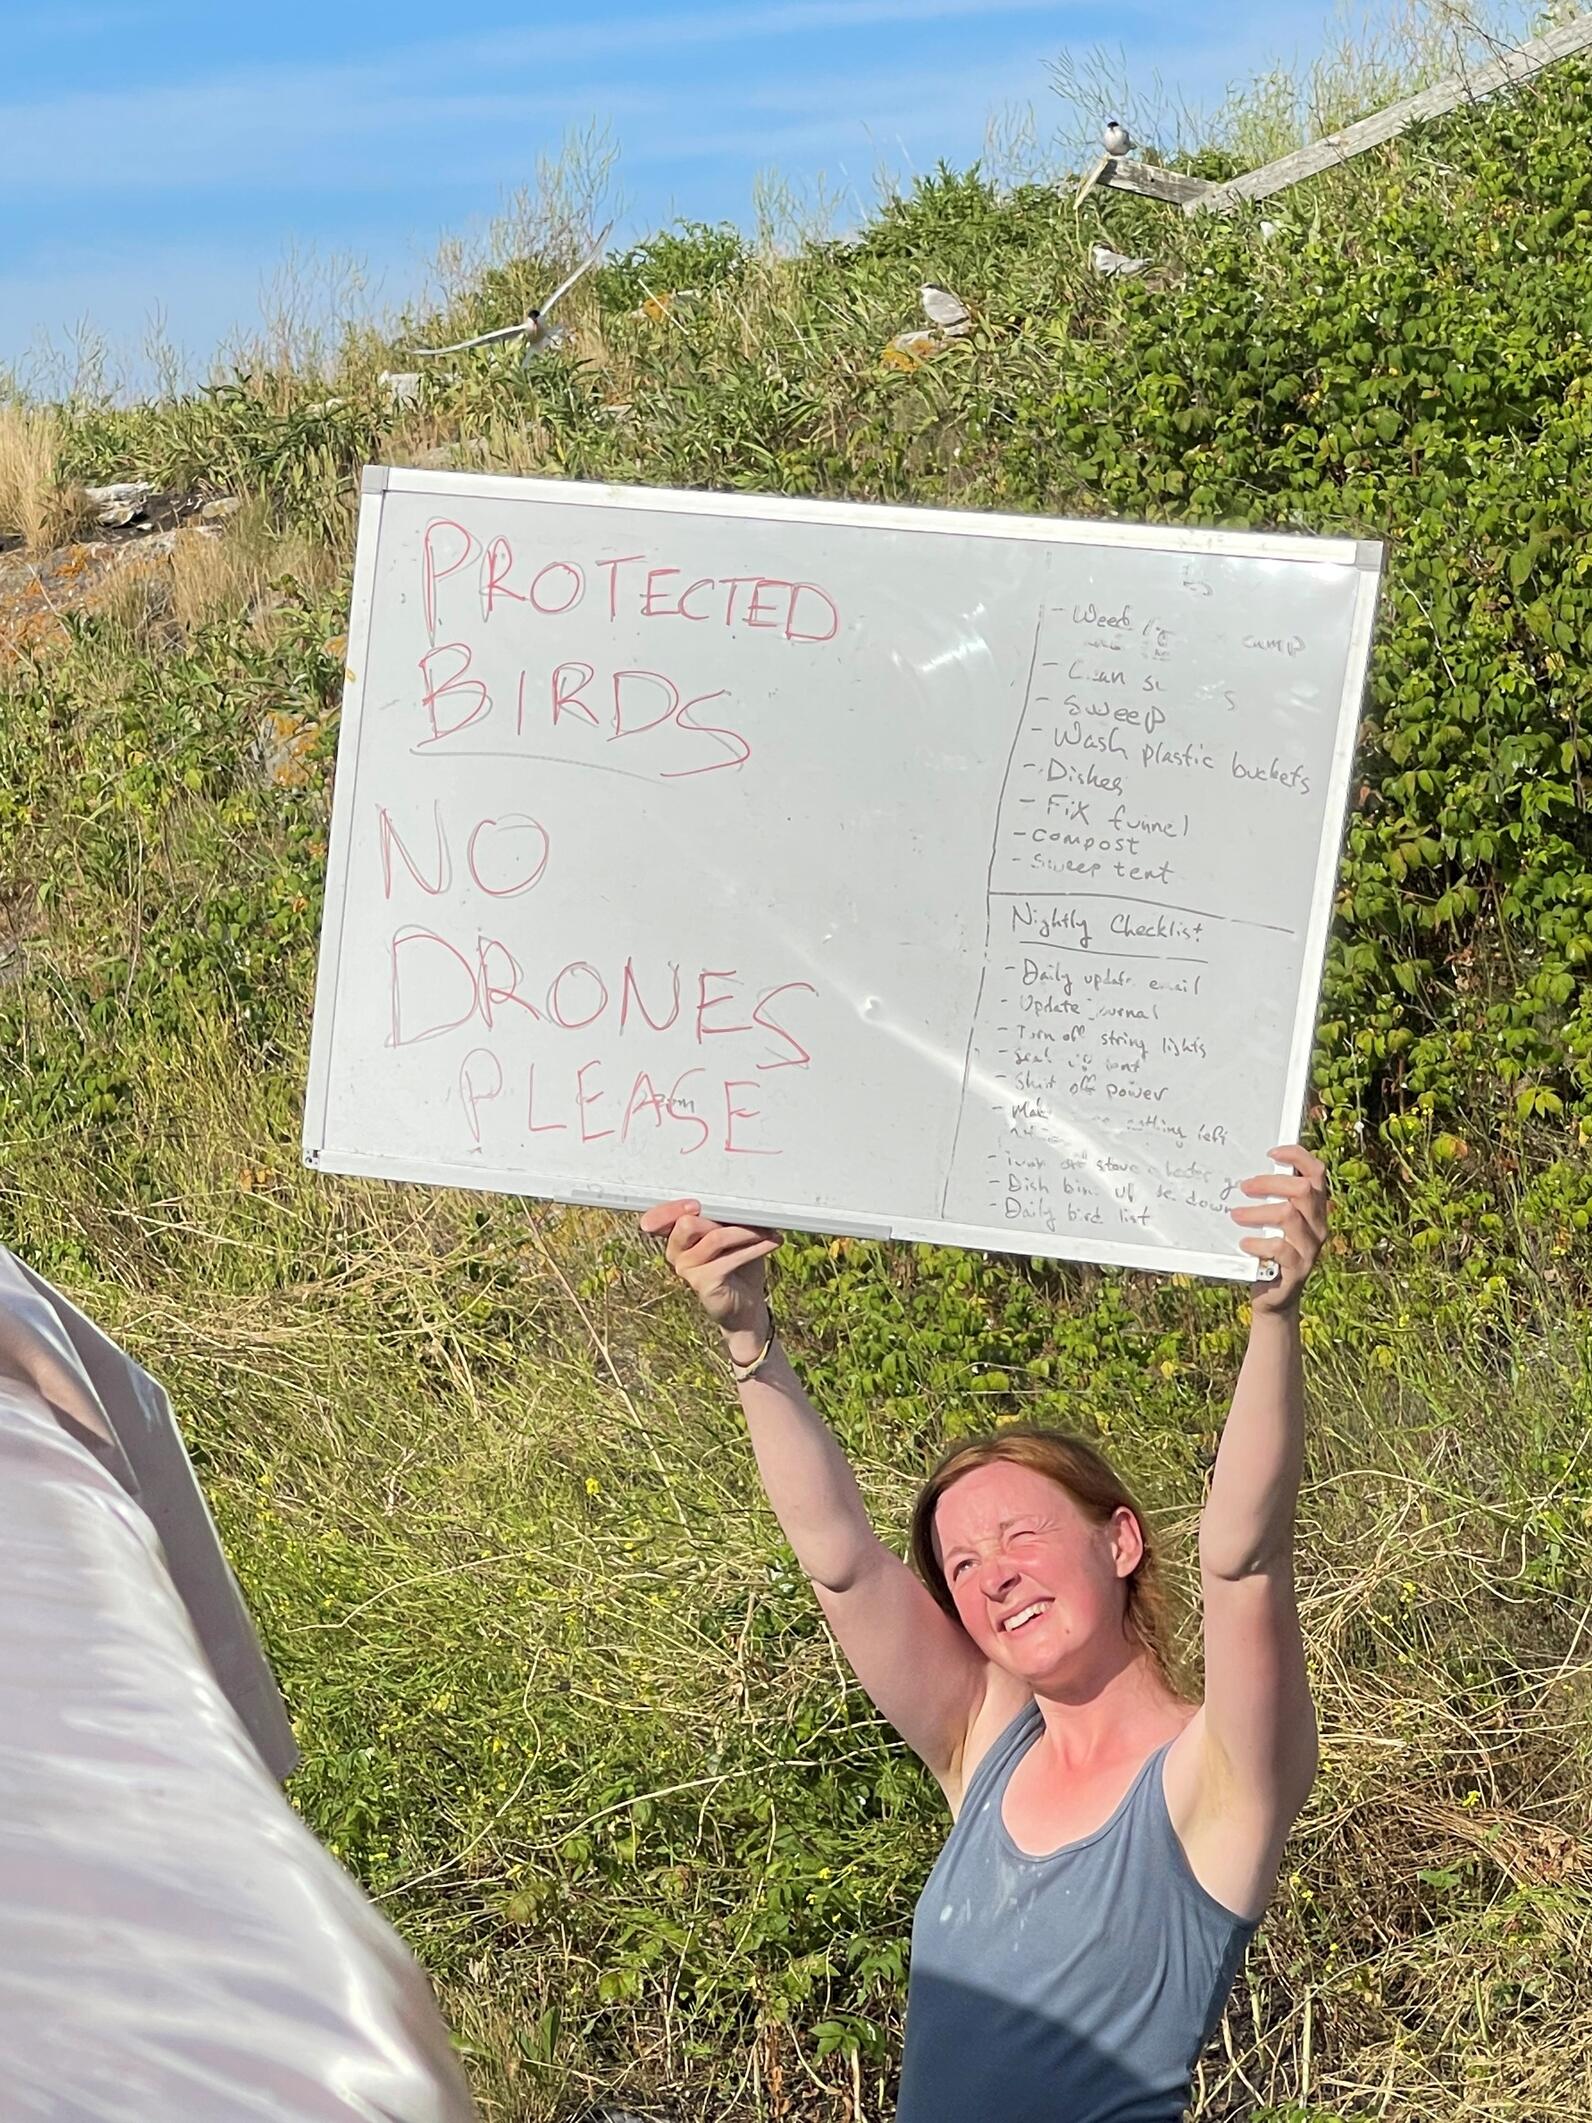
top-left (1103, 119), bottom-right (1133, 157)
top-left (1090, 242), bottom-right (1150, 278)
top-left (920, 282), bottom-right (973, 335)
top-left (409, 222), bottom-right (613, 359)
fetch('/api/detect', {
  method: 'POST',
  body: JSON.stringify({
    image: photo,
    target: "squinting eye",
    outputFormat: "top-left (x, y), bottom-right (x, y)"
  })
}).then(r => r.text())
top-left (951, 1559), bottom-right (972, 1578)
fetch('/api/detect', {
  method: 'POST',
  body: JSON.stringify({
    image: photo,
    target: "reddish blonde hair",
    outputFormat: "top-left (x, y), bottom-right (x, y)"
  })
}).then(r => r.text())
top-left (908, 1426), bottom-right (1191, 1698)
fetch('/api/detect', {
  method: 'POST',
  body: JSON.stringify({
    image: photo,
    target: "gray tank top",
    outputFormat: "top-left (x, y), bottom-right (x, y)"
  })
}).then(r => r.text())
top-left (896, 1702), bottom-right (1257, 2123)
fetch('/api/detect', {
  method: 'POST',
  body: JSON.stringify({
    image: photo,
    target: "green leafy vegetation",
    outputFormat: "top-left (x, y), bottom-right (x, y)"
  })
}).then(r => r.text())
top-left (2, 32), bottom-right (1591, 2123)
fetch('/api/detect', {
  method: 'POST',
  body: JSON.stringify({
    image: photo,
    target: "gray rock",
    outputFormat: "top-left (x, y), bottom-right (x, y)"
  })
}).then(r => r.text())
top-left (82, 481), bottom-right (156, 528)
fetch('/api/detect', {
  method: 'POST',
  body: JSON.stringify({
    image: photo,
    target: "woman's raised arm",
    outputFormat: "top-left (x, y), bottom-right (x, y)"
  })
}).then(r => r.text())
top-left (643, 1200), bottom-right (988, 1791)
top-left (1170, 1146), bottom-right (1327, 1916)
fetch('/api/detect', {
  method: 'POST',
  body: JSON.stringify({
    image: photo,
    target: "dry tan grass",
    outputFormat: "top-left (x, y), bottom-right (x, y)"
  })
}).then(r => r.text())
top-left (379, 409), bottom-right (560, 481)
top-left (0, 504), bottom-right (341, 676)
top-left (86, 549), bottom-right (173, 647)
top-left (0, 404), bottom-right (91, 553)
top-left (165, 503), bottom-right (339, 633)
top-left (167, 522), bottom-right (255, 632)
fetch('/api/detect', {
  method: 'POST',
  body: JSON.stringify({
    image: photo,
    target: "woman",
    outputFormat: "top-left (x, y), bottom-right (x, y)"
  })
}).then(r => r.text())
top-left (641, 1145), bottom-right (1327, 2123)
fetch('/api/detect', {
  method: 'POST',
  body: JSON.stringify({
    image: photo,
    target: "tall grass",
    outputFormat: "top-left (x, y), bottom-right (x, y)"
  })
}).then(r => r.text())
top-left (0, 402), bottom-right (90, 552)
top-left (7, 1063), bottom-right (1587, 2119)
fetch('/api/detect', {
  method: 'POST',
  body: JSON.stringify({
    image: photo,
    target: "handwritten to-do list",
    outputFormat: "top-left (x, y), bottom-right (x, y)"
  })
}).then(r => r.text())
top-left (303, 471), bottom-right (1381, 1280)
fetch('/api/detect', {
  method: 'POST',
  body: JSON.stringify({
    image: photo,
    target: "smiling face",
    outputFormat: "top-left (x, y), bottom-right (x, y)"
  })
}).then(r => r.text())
top-left (932, 1461), bottom-right (1144, 1684)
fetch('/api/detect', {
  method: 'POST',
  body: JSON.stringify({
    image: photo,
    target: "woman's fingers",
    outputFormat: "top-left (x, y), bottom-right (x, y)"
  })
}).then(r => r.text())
top-left (1230, 1150), bottom-right (1327, 1301)
top-left (685, 1237), bottom-right (780, 1288)
top-left (1232, 1203), bottom-right (1319, 1255)
top-left (1235, 1165), bottom-right (1329, 1245)
top-left (640, 1197), bottom-right (700, 1240)
top-left (1239, 1233), bottom-right (1305, 1281)
top-left (1235, 1173), bottom-right (1323, 1207)
top-left (664, 1214), bottom-right (708, 1268)
top-left (1268, 1143), bottom-right (1328, 1187)
top-left (679, 1222), bottom-right (782, 1269)
top-left (643, 1203), bottom-right (783, 1282)
top-left (1229, 1201), bottom-right (1314, 1235)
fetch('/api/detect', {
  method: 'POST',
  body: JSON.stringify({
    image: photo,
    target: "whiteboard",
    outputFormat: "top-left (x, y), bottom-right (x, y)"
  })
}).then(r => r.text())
top-left (303, 468), bottom-right (1381, 1280)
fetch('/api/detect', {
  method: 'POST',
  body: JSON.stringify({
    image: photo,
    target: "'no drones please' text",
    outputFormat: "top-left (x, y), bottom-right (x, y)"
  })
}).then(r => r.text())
top-left (363, 515), bottom-right (837, 1165)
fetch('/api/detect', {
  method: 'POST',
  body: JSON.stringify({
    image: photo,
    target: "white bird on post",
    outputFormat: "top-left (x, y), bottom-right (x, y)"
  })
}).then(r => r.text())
top-left (920, 282), bottom-right (973, 336)
top-left (409, 223), bottom-right (613, 361)
top-left (1103, 119), bottom-right (1133, 158)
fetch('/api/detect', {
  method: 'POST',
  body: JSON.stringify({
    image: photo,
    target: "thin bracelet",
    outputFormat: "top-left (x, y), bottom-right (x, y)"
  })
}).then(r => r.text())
top-left (729, 1307), bottom-right (778, 1384)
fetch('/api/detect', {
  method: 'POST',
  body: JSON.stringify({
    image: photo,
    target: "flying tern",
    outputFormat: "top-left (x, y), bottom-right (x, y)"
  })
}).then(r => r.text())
top-left (409, 223), bottom-right (613, 357)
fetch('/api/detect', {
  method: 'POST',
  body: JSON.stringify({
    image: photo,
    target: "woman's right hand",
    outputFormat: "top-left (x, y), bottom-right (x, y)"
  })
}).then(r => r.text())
top-left (640, 1198), bottom-right (782, 1340)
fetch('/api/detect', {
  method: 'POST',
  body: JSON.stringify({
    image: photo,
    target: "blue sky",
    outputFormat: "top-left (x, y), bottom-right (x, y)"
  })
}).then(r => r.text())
top-left (1, 0), bottom-right (1323, 390)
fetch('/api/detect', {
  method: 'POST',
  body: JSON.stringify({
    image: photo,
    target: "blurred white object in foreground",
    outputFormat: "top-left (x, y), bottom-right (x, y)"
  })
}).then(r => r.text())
top-left (0, 1247), bottom-right (476, 2122)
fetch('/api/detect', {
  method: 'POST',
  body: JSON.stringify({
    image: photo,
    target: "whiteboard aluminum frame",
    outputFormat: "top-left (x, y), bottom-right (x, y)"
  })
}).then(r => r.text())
top-left (296, 1145), bottom-right (1253, 1279)
top-left (302, 478), bottom-right (386, 1167)
top-left (350, 463), bottom-right (1374, 565)
top-left (1270, 557), bottom-right (1384, 1155)
top-left (303, 469), bottom-right (1384, 1281)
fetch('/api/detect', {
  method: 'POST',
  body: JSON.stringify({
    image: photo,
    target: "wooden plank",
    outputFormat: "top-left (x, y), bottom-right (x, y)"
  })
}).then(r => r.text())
top-left (1189, 12), bottom-right (1592, 214)
top-left (1073, 151), bottom-right (1112, 204)
top-left (1098, 158), bottom-right (1214, 206)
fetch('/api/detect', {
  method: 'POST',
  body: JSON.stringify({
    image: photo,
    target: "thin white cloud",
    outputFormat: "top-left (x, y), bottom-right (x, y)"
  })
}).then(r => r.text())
top-left (0, 28), bottom-right (1061, 195)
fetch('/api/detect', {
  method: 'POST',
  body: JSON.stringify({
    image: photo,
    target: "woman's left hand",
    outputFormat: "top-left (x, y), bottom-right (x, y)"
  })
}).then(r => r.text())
top-left (1228, 1144), bottom-right (1330, 1314)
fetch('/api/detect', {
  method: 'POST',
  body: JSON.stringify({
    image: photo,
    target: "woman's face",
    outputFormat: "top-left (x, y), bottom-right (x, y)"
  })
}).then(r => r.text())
top-left (933, 1462), bottom-right (1141, 1682)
